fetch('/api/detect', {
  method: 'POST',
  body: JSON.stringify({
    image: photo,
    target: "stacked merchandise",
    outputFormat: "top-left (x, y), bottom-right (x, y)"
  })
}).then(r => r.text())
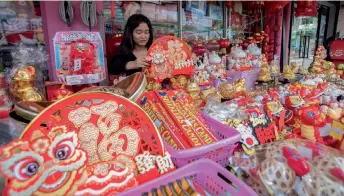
top-left (138, 90), bottom-right (218, 150)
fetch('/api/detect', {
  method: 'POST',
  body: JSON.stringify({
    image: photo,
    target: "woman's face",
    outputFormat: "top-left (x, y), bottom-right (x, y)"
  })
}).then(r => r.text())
top-left (133, 23), bottom-right (149, 47)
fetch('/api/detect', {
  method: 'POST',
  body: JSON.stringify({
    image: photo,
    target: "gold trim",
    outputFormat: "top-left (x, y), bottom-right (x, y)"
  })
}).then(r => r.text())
top-left (19, 92), bottom-right (165, 155)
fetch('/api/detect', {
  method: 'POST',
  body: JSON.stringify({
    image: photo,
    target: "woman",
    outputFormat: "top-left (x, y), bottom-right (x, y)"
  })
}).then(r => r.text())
top-left (108, 14), bottom-right (153, 76)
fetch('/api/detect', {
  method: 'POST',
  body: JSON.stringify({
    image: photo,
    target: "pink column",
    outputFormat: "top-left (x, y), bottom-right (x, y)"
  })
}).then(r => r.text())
top-left (283, 3), bottom-right (292, 66)
top-left (41, 1), bottom-right (104, 81)
top-left (265, 10), bottom-right (275, 62)
top-left (274, 10), bottom-right (283, 63)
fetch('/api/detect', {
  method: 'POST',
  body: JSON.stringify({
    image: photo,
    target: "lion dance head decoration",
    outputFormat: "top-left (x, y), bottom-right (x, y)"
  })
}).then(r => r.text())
top-left (0, 127), bottom-right (88, 195)
top-left (0, 92), bottom-right (171, 196)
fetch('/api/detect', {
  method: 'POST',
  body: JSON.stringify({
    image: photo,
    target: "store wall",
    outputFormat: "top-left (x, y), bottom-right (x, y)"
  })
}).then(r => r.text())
top-left (40, 1), bottom-right (104, 81)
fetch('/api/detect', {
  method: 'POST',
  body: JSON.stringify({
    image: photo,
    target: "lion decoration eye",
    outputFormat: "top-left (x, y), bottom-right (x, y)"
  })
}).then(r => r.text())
top-left (14, 158), bottom-right (40, 181)
top-left (54, 141), bottom-right (75, 160)
top-left (307, 111), bottom-right (315, 118)
top-left (293, 98), bottom-right (299, 103)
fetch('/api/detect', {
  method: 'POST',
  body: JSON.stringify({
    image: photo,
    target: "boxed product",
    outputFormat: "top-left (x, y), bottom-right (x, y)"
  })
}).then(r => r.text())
top-left (53, 31), bottom-right (106, 85)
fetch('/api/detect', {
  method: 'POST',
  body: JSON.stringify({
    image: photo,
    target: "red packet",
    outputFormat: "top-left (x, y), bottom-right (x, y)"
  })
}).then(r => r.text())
top-left (156, 91), bottom-right (206, 147)
top-left (138, 92), bottom-right (192, 149)
top-left (164, 90), bottom-right (218, 144)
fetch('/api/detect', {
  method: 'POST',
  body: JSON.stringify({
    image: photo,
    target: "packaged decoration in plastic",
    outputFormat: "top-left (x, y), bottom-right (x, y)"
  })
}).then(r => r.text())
top-left (53, 31), bottom-right (106, 85)
top-left (0, 92), bottom-right (175, 196)
top-left (8, 44), bottom-right (47, 102)
top-left (230, 139), bottom-right (344, 196)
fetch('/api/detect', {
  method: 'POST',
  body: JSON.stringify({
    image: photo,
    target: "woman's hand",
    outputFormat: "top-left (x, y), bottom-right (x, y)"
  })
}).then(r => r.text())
top-left (126, 56), bottom-right (150, 70)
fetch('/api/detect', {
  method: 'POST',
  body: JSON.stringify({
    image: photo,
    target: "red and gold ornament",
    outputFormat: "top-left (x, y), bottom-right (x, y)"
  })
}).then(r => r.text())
top-left (218, 38), bottom-right (230, 49)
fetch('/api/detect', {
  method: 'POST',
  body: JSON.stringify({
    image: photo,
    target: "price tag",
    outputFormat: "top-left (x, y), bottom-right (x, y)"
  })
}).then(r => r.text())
top-left (87, 74), bottom-right (100, 83)
top-left (66, 75), bottom-right (83, 85)
top-left (74, 58), bottom-right (82, 71)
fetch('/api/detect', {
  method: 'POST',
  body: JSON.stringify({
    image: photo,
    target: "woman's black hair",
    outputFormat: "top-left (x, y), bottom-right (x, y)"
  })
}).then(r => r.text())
top-left (118, 14), bottom-right (153, 55)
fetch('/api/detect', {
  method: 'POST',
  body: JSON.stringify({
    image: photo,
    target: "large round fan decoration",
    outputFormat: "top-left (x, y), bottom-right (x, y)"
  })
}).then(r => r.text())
top-left (145, 36), bottom-right (194, 82)
top-left (0, 92), bottom-right (172, 196)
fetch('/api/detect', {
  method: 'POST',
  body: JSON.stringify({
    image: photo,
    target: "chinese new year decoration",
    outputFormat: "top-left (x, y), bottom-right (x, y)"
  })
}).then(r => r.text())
top-left (145, 36), bottom-right (194, 82)
top-left (0, 92), bottom-right (174, 196)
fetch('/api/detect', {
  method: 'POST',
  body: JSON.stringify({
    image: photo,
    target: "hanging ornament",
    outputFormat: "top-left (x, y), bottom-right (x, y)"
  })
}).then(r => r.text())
top-left (192, 40), bottom-right (206, 57)
top-left (295, 1), bottom-right (317, 17)
top-left (265, 1), bottom-right (289, 12)
top-left (218, 38), bottom-right (230, 49)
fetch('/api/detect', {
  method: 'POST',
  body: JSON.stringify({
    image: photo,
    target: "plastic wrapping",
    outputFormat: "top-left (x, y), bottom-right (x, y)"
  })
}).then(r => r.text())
top-left (230, 139), bottom-right (344, 196)
top-left (0, 117), bottom-right (25, 145)
top-left (7, 44), bottom-right (48, 102)
top-left (202, 100), bottom-right (248, 126)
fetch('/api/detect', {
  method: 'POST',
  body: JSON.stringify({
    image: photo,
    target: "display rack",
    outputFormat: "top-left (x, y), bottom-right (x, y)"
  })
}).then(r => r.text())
top-left (102, 1), bottom-right (231, 40)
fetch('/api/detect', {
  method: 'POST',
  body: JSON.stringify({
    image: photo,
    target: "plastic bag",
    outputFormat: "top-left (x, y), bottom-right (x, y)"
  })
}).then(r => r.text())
top-left (0, 117), bottom-right (25, 145)
top-left (230, 139), bottom-right (344, 196)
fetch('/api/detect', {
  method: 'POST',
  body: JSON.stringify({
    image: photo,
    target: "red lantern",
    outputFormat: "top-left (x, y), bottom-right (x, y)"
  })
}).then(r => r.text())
top-left (305, 0), bottom-right (315, 8)
top-left (206, 39), bottom-right (220, 51)
top-left (295, 1), bottom-right (317, 17)
top-left (218, 38), bottom-right (230, 49)
top-left (265, 1), bottom-right (289, 12)
top-left (192, 40), bottom-right (206, 56)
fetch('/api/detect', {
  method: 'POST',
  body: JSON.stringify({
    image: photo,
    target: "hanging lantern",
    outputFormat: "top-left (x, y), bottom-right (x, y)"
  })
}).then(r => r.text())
top-left (206, 39), bottom-right (220, 51)
top-left (192, 40), bottom-right (206, 56)
top-left (218, 38), bottom-right (230, 49)
top-left (265, 1), bottom-right (289, 12)
top-left (295, 1), bottom-right (317, 17)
